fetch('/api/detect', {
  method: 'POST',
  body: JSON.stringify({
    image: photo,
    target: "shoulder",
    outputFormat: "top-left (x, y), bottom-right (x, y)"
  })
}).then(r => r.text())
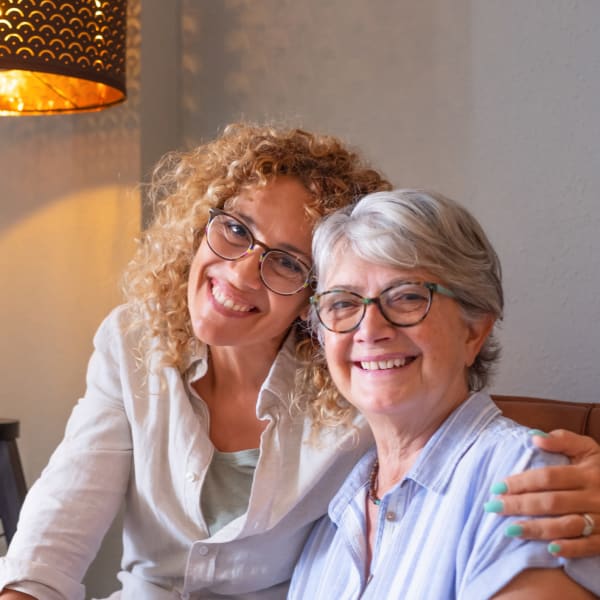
top-left (86, 304), bottom-right (153, 383)
top-left (94, 303), bottom-right (131, 338)
top-left (93, 304), bottom-right (145, 354)
top-left (473, 413), bottom-right (569, 469)
top-left (453, 392), bottom-right (569, 471)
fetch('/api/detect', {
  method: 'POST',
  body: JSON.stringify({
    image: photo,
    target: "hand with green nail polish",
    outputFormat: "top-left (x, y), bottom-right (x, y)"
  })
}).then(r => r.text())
top-left (528, 428), bottom-right (550, 438)
top-left (490, 428), bottom-right (600, 561)
top-left (505, 524), bottom-right (524, 537)
top-left (489, 481), bottom-right (508, 495)
top-left (548, 542), bottom-right (562, 555)
top-left (484, 499), bottom-right (504, 513)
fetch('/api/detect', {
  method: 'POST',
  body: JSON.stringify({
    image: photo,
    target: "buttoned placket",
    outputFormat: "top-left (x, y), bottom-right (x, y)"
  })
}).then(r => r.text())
top-left (181, 350), bottom-right (286, 594)
top-left (363, 482), bottom-right (410, 598)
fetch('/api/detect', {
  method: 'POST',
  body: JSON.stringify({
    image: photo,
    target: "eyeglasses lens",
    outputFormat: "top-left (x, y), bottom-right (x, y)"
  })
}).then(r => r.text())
top-left (260, 252), bottom-right (309, 294)
top-left (316, 284), bottom-right (432, 332)
top-left (207, 214), bottom-right (252, 259)
top-left (207, 212), bottom-right (310, 295)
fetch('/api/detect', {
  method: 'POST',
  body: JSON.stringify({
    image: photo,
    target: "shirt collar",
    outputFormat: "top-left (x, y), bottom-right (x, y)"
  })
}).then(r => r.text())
top-left (328, 447), bottom-right (377, 524)
top-left (183, 326), bottom-right (299, 416)
top-left (255, 327), bottom-right (299, 414)
top-left (328, 392), bottom-right (500, 522)
top-left (183, 341), bottom-right (209, 385)
top-left (407, 392), bottom-right (500, 493)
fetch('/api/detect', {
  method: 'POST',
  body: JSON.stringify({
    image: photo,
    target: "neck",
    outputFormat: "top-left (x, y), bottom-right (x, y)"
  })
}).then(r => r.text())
top-left (366, 389), bottom-right (473, 496)
top-left (366, 424), bottom-right (431, 503)
top-left (213, 345), bottom-right (276, 387)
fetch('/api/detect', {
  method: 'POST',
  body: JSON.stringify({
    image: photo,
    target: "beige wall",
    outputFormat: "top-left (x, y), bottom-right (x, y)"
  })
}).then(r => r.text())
top-left (1, 0), bottom-right (599, 597)
top-left (183, 0), bottom-right (600, 402)
top-left (0, 2), bottom-right (142, 596)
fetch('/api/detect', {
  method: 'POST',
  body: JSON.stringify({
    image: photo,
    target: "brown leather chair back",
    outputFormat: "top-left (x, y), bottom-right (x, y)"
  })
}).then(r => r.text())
top-left (492, 395), bottom-right (600, 444)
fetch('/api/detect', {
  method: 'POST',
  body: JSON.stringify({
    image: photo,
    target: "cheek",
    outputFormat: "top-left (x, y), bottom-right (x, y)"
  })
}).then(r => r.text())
top-left (187, 246), bottom-right (213, 313)
top-left (323, 335), bottom-right (349, 388)
top-left (187, 251), bottom-right (202, 294)
top-left (188, 241), bottom-right (212, 284)
top-left (418, 325), bottom-right (472, 378)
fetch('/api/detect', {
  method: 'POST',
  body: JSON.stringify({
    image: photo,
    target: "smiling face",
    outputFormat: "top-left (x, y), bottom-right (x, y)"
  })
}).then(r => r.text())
top-left (187, 176), bottom-right (315, 355)
top-left (320, 249), bottom-right (493, 433)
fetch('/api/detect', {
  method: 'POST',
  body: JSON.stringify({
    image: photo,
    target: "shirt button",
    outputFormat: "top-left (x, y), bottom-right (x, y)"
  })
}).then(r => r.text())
top-left (185, 471), bottom-right (199, 483)
top-left (197, 545), bottom-right (209, 556)
top-left (385, 511), bottom-right (396, 521)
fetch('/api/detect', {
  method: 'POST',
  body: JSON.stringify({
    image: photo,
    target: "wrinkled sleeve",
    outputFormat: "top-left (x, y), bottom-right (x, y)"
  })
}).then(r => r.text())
top-left (0, 308), bottom-right (133, 600)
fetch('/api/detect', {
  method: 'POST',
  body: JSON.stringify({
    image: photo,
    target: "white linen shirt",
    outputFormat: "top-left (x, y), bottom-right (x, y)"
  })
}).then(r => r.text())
top-left (0, 305), bottom-right (372, 600)
top-left (289, 393), bottom-right (600, 599)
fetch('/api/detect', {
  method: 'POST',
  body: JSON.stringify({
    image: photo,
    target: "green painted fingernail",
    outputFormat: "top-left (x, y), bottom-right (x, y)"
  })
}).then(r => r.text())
top-left (505, 524), bottom-right (524, 537)
top-left (490, 481), bottom-right (508, 494)
top-left (484, 499), bottom-right (504, 513)
top-left (548, 543), bottom-right (561, 555)
top-left (528, 429), bottom-right (550, 438)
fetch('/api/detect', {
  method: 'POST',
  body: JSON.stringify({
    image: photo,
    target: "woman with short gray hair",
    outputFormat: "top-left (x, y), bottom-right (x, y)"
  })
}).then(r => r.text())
top-left (290, 189), bottom-right (599, 599)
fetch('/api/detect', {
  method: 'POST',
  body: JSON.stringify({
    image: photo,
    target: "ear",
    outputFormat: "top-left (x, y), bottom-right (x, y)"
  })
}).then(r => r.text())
top-left (299, 304), bottom-right (310, 321)
top-left (464, 314), bottom-right (495, 367)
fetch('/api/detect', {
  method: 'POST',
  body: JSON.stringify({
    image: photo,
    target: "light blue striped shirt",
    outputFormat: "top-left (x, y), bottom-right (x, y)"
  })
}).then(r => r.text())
top-left (289, 392), bottom-right (600, 599)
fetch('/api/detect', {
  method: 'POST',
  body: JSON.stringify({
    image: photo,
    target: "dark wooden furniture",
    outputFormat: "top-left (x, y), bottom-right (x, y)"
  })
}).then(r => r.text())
top-left (0, 419), bottom-right (27, 545)
top-left (492, 395), bottom-right (600, 444)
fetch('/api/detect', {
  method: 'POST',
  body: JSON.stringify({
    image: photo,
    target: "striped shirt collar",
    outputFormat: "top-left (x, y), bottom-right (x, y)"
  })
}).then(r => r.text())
top-left (329, 392), bottom-right (501, 523)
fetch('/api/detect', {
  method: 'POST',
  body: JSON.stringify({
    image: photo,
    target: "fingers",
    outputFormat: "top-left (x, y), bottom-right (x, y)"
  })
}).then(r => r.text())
top-left (485, 430), bottom-right (600, 559)
top-left (501, 429), bottom-right (600, 496)
top-left (500, 513), bottom-right (600, 558)
top-left (495, 434), bottom-right (600, 515)
top-left (486, 489), bottom-right (600, 519)
top-left (546, 535), bottom-right (600, 559)
top-left (494, 489), bottom-right (598, 516)
top-left (505, 514), bottom-right (597, 540)
top-left (501, 514), bottom-right (600, 559)
top-left (530, 429), bottom-right (600, 462)
top-left (501, 463), bottom-right (599, 495)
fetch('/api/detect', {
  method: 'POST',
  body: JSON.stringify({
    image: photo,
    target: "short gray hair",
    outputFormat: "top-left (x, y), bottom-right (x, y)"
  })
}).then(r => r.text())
top-left (311, 189), bottom-right (504, 391)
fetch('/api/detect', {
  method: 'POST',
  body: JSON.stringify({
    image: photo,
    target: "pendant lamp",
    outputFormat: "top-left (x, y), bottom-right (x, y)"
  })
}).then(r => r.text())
top-left (0, 0), bottom-right (127, 115)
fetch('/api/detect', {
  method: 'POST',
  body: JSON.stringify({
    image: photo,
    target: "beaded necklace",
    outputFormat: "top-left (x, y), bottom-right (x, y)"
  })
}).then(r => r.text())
top-left (368, 458), bottom-right (381, 506)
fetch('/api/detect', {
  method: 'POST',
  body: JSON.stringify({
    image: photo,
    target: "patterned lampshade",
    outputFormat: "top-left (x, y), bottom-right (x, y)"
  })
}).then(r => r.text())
top-left (0, 0), bottom-right (127, 115)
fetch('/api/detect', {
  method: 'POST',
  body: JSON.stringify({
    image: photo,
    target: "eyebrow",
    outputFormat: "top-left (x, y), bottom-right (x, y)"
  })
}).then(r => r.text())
top-left (231, 210), bottom-right (312, 262)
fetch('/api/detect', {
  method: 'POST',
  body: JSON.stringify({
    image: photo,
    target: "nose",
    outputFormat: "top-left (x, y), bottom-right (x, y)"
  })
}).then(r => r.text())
top-left (355, 301), bottom-right (395, 343)
top-left (229, 249), bottom-right (263, 290)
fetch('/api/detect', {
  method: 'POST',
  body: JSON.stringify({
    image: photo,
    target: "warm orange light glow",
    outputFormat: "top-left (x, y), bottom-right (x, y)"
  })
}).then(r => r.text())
top-left (0, 0), bottom-right (126, 115)
top-left (0, 69), bottom-right (123, 115)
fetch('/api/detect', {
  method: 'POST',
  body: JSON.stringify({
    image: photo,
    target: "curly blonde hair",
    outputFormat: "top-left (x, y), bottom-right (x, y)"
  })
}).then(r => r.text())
top-left (122, 123), bottom-right (390, 420)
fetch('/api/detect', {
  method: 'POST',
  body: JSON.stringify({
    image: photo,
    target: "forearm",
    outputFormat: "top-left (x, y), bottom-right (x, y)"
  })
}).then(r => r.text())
top-left (3, 369), bottom-right (132, 593)
top-left (7, 443), bottom-right (129, 575)
top-left (0, 591), bottom-right (37, 599)
top-left (1, 451), bottom-right (128, 599)
top-left (492, 567), bottom-right (596, 599)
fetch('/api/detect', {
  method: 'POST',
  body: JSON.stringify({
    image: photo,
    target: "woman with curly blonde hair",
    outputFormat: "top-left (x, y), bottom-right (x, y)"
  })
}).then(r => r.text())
top-left (122, 123), bottom-right (386, 377)
top-left (2, 123), bottom-right (600, 600)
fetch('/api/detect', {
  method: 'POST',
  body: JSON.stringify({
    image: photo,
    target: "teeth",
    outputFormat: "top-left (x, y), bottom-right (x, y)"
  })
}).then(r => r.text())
top-left (360, 357), bottom-right (407, 371)
top-left (212, 285), bottom-right (253, 312)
